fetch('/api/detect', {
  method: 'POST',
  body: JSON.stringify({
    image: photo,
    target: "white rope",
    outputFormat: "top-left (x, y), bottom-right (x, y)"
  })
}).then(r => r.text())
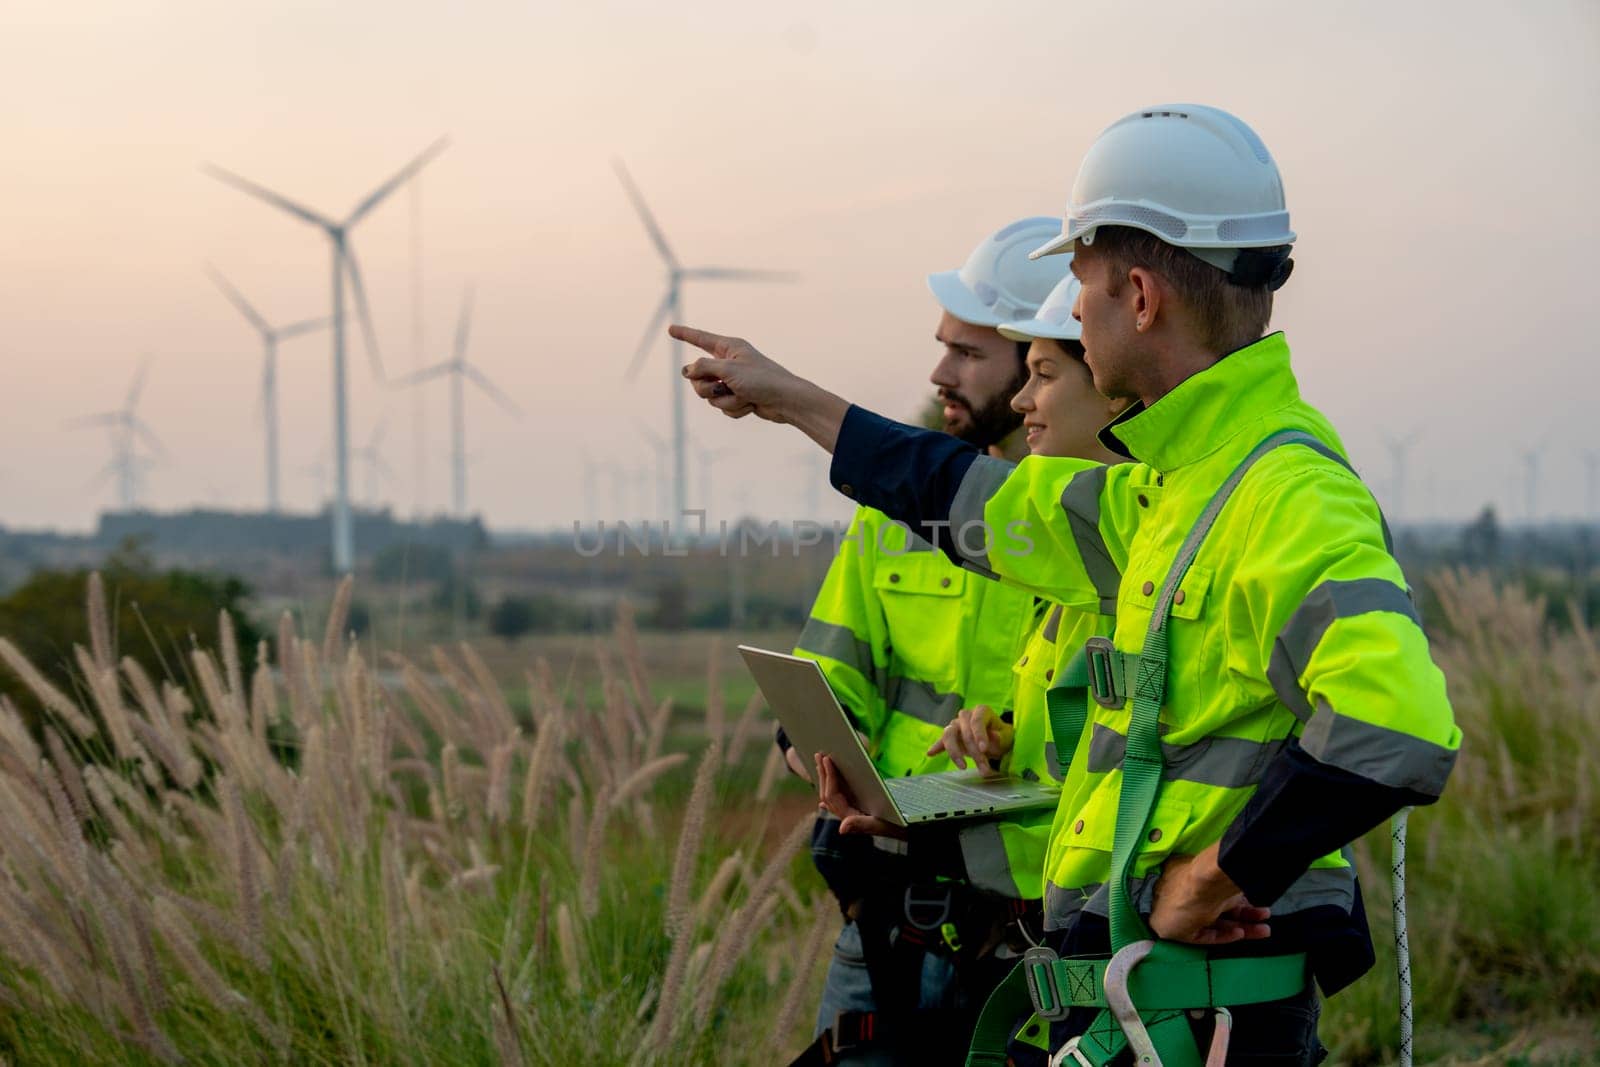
top-left (1390, 809), bottom-right (1414, 1067)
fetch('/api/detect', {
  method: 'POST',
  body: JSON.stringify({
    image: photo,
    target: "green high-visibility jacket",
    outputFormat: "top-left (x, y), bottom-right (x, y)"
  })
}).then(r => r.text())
top-left (957, 601), bottom-right (1111, 901)
top-left (794, 505), bottom-right (1037, 887)
top-left (927, 333), bottom-right (1460, 928)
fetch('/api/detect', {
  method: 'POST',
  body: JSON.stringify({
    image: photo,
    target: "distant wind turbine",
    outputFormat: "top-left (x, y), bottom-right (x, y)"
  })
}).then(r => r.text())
top-left (696, 443), bottom-right (734, 518)
top-left (1383, 430), bottom-right (1421, 526)
top-left (1518, 442), bottom-right (1547, 523)
top-left (70, 359), bottom-right (164, 510)
top-left (206, 266), bottom-right (327, 513)
top-left (1585, 450), bottom-right (1599, 523)
top-left (614, 159), bottom-right (797, 523)
top-left (203, 136), bottom-right (449, 571)
top-left (352, 418), bottom-right (394, 506)
top-left (640, 427), bottom-right (672, 519)
top-left (393, 286), bottom-right (521, 517)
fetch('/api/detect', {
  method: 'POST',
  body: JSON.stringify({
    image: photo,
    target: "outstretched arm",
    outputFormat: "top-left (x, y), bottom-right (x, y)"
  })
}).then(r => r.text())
top-left (673, 325), bottom-right (851, 451)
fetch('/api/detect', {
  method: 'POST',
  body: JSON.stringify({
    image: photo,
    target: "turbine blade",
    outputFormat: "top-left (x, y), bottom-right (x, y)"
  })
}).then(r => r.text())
top-left (131, 419), bottom-right (167, 458)
top-left (681, 267), bottom-right (799, 282)
top-left (200, 163), bottom-right (334, 229)
top-left (624, 290), bottom-right (674, 379)
top-left (612, 159), bottom-right (679, 268)
top-left (462, 364), bottom-right (522, 417)
top-left (345, 136), bottom-right (451, 226)
top-left (126, 357), bottom-right (152, 411)
top-left (276, 316), bottom-right (330, 340)
top-left (453, 285), bottom-right (475, 364)
top-left (369, 417), bottom-right (389, 450)
top-left (640, 426), bottom-right (667, 452)
top-left (390, 363), bottom-right (453, 388)
top-left (205, 264), bottom-right (271, 334)
top-left (343, 245), bottom-right (386, 383)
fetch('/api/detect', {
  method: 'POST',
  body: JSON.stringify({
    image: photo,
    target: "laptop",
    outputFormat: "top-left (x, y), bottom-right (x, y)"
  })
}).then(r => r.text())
top-left (738, 645), bottom-right (1060, 827)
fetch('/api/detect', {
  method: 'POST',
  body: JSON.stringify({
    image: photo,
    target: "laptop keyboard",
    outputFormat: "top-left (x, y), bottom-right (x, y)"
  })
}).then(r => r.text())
top-left (888, 774), bottom-right (1027, 818)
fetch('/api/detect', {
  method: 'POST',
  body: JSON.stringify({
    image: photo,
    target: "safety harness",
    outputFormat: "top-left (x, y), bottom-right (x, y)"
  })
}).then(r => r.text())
top-left (966, 430), bottom-right (1348, 1067)
top-left (795, 815), bottom-right (1042, 1065)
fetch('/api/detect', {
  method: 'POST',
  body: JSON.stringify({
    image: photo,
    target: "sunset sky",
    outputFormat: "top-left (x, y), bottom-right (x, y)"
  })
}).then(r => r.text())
top-left (2, 0), bottom-right (1596, 532)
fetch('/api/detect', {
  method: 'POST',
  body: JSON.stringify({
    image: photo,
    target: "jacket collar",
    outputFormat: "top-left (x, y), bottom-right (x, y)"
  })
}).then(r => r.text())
top-left (1097, 332), bottom-right (1301, 472)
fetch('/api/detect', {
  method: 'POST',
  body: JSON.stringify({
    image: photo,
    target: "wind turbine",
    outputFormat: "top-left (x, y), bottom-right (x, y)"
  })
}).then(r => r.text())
top-left (393, 286), bottom-right (521, 517)
top-left (206, 266), bottom-right (328, 513)
top-left (1518, 442), bottom-right (1547, 523)
top-left (70, 360), bottom-right (164, 510)
top-left (640, 427), bottom-right (672, 520)
top-left (203, 136), bottom-right (449, 571)
top-left (1585, 450), bottom-right (1599, 524)
top-left (1383, 430), bottom-right (1421, 527)
top-left (614, 159), bottom-right (797, 523)
top-left (352, 418), bottom-right (394, 506)
top-left (696, 443), bottom-right (734, 519)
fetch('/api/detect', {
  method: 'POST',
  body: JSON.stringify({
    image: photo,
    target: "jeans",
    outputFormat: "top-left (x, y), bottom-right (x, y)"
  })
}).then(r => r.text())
top-left (812, 920), bottom-right (964, 1066)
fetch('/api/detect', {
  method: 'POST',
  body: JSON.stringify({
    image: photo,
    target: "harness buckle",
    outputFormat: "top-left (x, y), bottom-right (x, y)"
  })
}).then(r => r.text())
top-left (1084, 637), bottom-right (1124, 709)
top-left (1023, 945), bottom-right (1070, 1022)
top-left (1204, 1007), bottom-right (1232, 1067)
top-left (901, 884), bottom-right (953, 932)
top-left (1048, 1035), bottom-right (1095, 1067)
top-left (1103, 940), bottom-right (1162, 1066)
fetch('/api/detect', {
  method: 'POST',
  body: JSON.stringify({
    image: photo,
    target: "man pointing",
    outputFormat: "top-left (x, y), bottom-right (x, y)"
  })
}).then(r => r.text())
top-left (677, 104), bottom-right (1458, 1065)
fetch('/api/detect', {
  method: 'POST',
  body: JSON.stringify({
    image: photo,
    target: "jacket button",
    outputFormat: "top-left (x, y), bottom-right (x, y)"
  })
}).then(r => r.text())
top-left (1147, 828), bottom-right (1163, 843)
top-left (1141, 581), bottom-right (1154, 596)
top-left (840, 484), bottom-right (855, 497)
top-left (1137, 494), bottom-right (1149, 507)
top-left (889, 573), bottom-right (900, 583)
top-left (1174, 590), bottom-right (1186, 606)
top-left (940, 577), bottom-right (952, 588)
top-left (1045, 669), bottom-right (1054, 682)
top-left (1073, 819), bottom-right (1085, 834)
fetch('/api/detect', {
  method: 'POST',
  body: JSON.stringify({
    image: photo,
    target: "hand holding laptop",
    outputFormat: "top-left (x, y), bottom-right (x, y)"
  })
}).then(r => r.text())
top-left (816, 753), bottom-right (906, 839)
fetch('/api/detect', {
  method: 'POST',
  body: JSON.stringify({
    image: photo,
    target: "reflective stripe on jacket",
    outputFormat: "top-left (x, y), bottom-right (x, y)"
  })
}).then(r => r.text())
top-left (936, 334), bottom-right (1459, 927)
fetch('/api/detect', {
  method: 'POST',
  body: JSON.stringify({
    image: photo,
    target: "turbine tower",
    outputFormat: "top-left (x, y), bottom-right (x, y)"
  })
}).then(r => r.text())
top-left (203, 137), bottom-right (449, 571)
top-left (206, 266), bottom-right (328, 513)
top-left (696, 443), bottom-right (734, 519)
top-left (640, 426), bottom-right (672, 519)
top-left (71, 360), bottom-right (164, 510)
top-left (393, 286), bottom-right (521, 517)
top-left (1383, 430), bottom-right (1421, 526)
top-left (1518, 443), bottom-right (1546, 523)
top-left (614, 159), bottom-right (796, 522)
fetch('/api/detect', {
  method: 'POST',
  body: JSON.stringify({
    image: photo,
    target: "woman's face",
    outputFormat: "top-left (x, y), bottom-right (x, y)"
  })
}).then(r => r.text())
top-left (1009, 338), bottom-right (1125, 461)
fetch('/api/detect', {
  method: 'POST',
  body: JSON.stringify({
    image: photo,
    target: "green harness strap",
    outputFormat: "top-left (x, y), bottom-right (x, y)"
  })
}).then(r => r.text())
top-left (969, 430), bottom-right (1335, 1067)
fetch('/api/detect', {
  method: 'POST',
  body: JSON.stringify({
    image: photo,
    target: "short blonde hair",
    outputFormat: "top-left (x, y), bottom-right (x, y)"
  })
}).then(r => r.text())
top-left (1092, 227), bottom-right (1279, 353)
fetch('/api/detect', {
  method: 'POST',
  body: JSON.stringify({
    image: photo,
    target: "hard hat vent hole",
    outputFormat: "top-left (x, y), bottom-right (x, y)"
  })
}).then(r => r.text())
top-left (1075, 204), bottom-right (1188, 241)
top-left (1218, 214), bottom-right (1290, 242)
top-left (973, 281), bottom-right (1000, 307)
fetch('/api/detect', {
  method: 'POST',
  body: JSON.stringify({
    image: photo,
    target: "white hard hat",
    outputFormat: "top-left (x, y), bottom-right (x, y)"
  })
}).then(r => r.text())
top-left (997, 270), bottom-right (1082, 342)
top-left (1030, 105), bottom-right (1295, 279)
top-left (928, 216), bottom-right (1074, 328)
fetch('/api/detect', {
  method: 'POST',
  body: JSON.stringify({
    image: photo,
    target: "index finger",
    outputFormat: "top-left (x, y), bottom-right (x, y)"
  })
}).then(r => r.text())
top-left (668, 323), bottom-right (736, 357)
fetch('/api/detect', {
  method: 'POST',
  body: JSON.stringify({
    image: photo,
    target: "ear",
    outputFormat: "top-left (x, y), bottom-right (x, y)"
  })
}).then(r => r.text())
top-left (1127, 267), bottom-right (1162, 333)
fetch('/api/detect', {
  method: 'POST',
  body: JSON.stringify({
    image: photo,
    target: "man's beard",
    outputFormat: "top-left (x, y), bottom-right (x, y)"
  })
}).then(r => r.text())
top-left (940, 374), bottom-right (1026, 448)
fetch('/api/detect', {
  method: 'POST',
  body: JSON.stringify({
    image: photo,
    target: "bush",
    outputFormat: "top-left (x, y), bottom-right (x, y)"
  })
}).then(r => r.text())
top-left (0, 542), bottom-right (262, 734)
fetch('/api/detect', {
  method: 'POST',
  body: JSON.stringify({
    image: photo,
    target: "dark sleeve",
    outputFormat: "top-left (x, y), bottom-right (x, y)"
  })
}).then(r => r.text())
top-left (774, 722), bottom-right (793, 755)
top-left (1218, 741), bottom-right (1438, 907)
top-left (829, 406), bottom-right (981, 554)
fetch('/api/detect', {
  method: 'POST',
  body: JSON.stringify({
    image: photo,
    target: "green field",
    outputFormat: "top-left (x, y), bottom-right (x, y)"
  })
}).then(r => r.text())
top-left (0, 572), bottom-right (1595, 1064)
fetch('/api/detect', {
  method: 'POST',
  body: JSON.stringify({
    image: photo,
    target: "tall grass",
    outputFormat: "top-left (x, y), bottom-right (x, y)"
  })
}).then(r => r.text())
top-left (1325, 569), bottom-right (1600, 1064)
top-left (0, 577), bottom-right (829, 1065)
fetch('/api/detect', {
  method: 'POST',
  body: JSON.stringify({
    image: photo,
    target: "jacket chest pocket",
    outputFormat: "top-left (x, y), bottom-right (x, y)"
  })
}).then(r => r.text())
top-left (873, 554), bottom-right (965, 685)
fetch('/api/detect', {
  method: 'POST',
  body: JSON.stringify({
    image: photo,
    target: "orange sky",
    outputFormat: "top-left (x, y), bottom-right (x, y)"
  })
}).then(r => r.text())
top-left (2, 0), bottom-right (1596, 531)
